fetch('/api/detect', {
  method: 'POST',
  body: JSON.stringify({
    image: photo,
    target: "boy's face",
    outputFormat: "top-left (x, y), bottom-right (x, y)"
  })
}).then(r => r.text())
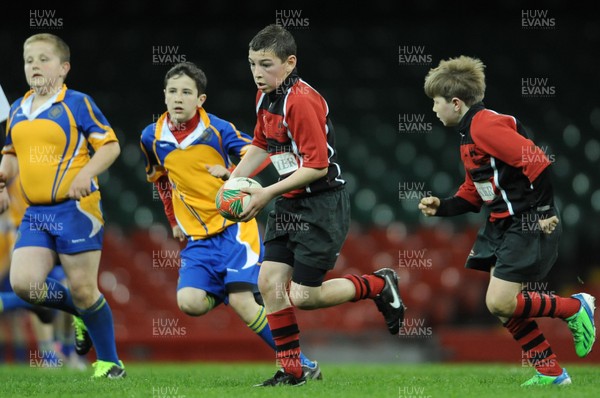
top-left (23, 40), bottom-right (70, 95)
top-left (248, 49), bottom-right (296, 94)
top-left (432, 96), bottom-right (463, 127)
top-left (164, 74), bottom-right (206, 124)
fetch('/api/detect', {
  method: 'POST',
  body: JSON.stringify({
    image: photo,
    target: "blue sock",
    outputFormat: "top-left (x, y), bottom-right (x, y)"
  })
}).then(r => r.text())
top-left (14, 344), bottom-right (27, 363)
top-left (247, 306), bottom-right (276, 350)
top-left (38, 340), bottom-right (61, 367)
top-left (40, 349), bottom-right (61, 367)
top-left (78, 295), bottom-right (119, 364)
top-left (30, 277), bottom-right (77, 315)
top-left (299, 352), bottom-right (313, 367)
top-left (0, 291), bottom-right (36, 312)
top-left (61, 342), bottom-right (74, 357)
top-left (247, 306), bottom-right (314, 366)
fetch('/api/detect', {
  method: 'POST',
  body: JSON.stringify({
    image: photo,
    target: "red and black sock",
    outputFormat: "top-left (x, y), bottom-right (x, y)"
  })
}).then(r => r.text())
top-left (266, 307), bottom-right (303, 378)
top-left (343, 273), bottom-right (385, 302)
top-left (513, 291), bottom-right (580, 319)
top-left (504, 317), bottom-right (562, 376)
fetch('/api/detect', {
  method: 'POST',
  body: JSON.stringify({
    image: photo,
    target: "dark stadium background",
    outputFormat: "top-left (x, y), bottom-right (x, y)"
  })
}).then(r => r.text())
top-left (1, 1), bottom-right (599, 363)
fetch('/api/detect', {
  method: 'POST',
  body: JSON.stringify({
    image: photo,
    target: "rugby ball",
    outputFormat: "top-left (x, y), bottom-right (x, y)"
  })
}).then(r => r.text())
top-left (215, 177), bottom-right (262, 222)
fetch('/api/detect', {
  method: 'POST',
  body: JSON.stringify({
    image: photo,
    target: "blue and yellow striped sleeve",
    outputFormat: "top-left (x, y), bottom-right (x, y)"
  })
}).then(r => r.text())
top-left (221, 121), bottom-right (252, 159)
top-left (77, 95), bottom-right (118, 151)
top-left (140, 126), bottom-right (166, 183)
top-left (1, 102), bottom-right (22, 156)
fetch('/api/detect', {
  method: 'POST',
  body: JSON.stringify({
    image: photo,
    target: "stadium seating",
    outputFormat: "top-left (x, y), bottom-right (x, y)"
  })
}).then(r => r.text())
top-left (1, 5), bottom-right (599, 364)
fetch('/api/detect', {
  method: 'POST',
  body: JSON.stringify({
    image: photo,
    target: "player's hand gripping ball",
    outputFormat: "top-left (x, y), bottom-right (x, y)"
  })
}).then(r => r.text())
top-left (215, 177), bottom-right (262, 222)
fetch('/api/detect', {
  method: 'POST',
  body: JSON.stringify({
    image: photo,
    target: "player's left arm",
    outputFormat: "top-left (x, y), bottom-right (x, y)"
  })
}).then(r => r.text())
top-left (222, 121), bottom-right (253, 159)
top-left (527, 166), bottom-right (558, 234)
top-left (208, 122), bottom-right (253, 181)
top-left (239, 166), bottom-right (326, 222)
top-left (472, 115), bottom-right (549, 183)
top-left (69, 95), bottom-right (120, 200)
top-left (239, 96), bottom-right (329, 221)
top-left (68, 141), bottom-right (120, 200)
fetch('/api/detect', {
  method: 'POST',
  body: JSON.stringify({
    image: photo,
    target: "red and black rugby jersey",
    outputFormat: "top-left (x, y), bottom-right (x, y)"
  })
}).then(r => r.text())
top-left (452, 102), bottom-right (553, 221)
top-left (252, 71), bottom-right (345, 198)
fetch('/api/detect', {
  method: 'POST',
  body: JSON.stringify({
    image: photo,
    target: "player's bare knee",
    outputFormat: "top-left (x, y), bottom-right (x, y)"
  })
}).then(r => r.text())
top-left (228, 293), bottom-right (257, 321)
top-left (11, 284), bottom-right (33, 303)
top-left (178, 300), bottom-right (209, 316)
top-left (293, 298), bottom-right (318, 310)
top-left (258, 275), bottom-right (278, 299)
top-left (69, 285), bottom-right (99, 308)
top-left (486, 295), bottom-right (514, 317)
top-left (10, 276), bottom-right (43, 303)
top-left (228, 292), bottom-right (248, 311)
top-left (177, 290), bottom-right (209, 316)
top-left (290, 290), bottom-right (319, 310)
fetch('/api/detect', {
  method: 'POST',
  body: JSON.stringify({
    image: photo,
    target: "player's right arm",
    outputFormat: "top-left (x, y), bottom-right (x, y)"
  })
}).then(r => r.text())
top-left (229, 145), bottom-right (269, 180)
top-left (0, 154), bottom-right (18, 213)
top-left (140, 128), bottom-right (183, 240)
top-left (419, 168), bottom-right (482, 217)
top-left (0, 154), bottom-right (18, 187)
top-left (418, 196), bottom-right (440, 216)
top-left (153, 173), bottom-right (182, 241)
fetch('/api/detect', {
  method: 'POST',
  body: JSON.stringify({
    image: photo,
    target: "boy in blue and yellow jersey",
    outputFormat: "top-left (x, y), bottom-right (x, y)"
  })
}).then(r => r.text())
top-left (0, 173), bottom-right (84, 369)
top-left (140, 62), bottom-right (320, 379)
top-left (0, 33), bottom-right (124, 378)
top-left (0, 175), bottom-right (55, 325)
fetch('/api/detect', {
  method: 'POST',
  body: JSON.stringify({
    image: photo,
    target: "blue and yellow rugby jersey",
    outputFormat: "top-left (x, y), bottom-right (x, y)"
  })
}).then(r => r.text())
top-left (0, 175), bottom-right (27, 276)
top-left (140, 107), bottom-right (253, 240)
top-left (2, 85), bottom-right (118, 210)
top-left (7, 174), bottom-right (28, 228)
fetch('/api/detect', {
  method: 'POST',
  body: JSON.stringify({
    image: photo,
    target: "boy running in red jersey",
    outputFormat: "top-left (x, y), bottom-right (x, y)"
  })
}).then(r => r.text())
top-left (230, 24), bottom-right (405, 386)
top-left (419, 55), bottom-right (596, 386)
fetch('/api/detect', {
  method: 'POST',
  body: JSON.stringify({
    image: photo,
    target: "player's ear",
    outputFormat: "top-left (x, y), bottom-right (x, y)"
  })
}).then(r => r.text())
top-left (197, 93), bottom-right (207, 107)
top-left (163, 89), bottom-right (167, 105)
top-left (451, 97), bottom-right (462, 112)
top-left (60, 61), bottom-right (71, 78)
top-left (285, 55), bottom-right (297, 74)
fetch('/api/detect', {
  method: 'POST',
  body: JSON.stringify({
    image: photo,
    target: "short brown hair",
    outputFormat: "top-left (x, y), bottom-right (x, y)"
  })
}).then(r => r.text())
top-left (164, 62), bottom-right (207, 96)
top-left (249, 24), bottom-right (297, 62)
top-left (24, 33), bottom-right (70, 63)
top-left (424, 56), bottom-right (486, 106)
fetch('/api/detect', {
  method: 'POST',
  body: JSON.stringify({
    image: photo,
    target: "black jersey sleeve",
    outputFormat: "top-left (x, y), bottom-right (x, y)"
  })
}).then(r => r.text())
top-left (436, 196), bottom-right (481, 217)
top-left (530, 167), bottom-right (555, 216)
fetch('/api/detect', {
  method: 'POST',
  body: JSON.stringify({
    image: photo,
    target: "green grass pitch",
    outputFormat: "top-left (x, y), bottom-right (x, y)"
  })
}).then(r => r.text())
top-left (1, 362), bottom-right (599, 397)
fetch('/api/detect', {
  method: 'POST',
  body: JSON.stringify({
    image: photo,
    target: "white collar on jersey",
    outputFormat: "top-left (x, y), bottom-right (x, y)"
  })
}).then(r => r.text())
top-left (21, 90), bottom-right (62, 121)
top-left (159, 116), bottom-right (208, 150)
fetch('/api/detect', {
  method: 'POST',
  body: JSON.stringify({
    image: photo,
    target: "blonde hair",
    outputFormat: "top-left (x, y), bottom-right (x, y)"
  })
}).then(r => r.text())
top-left (424, 56), bottom-right (485, 106)
top-left (24, 33), bottom-right (70, 63)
